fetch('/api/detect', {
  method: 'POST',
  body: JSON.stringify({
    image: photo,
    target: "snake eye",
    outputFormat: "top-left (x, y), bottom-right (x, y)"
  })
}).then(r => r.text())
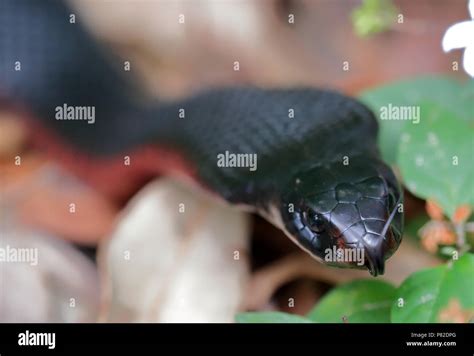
top-left (305, 209), bottom-right (326, 233)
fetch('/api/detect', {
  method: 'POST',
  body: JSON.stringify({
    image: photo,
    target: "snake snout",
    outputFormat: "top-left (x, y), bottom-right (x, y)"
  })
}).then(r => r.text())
top-left (354, 191), bottom-right (403, 276)
top-left (362, 236), bottom-right (387, 276)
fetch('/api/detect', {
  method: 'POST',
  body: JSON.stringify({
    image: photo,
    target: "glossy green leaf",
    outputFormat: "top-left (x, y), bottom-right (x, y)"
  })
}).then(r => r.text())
top-left (391, 253), bottom-right (474, 323)
top-left (307, 279), bottom-right (396, 323)
top-left (397, 103), bottom-right (474, 219)
top-left (359, 76), bottom-right (474, 164)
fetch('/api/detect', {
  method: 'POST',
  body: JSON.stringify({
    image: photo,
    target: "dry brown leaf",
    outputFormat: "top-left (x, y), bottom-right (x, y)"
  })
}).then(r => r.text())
top-left (3, 163), bottom-right (118, 245)
top-left (438, 299), bottom-right (474, 323)
top-left (97, 178), bottom-right (250, 322)
top-left (0, 225), bottom-right (100, 322)
top-left (244, 238), bottom-right (441, 310)
top-left (452, 205), bottom-right (472, 224)
top-left (419, 221), bottom-right (457, 253)
top-left (0, 114), bottom-right (27, 157)
top-left (425, 199), bottom-right (444, 221)
top-left (18, 182), bottom-right (117, 245)
top-left (71, 0), bottom-right (303, 99)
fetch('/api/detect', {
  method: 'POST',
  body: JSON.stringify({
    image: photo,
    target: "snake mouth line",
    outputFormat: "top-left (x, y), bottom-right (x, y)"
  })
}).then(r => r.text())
top-left (365, 251), bottom-right (385, 276)
top-left (363, 196), bottom-right (402, 276)
top-left (381, 195), bottom-right (402, 237)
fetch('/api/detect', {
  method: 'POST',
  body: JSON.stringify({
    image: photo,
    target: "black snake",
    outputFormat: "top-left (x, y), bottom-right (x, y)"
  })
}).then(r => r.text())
top-left (0, 0), bottom-right (404, 276)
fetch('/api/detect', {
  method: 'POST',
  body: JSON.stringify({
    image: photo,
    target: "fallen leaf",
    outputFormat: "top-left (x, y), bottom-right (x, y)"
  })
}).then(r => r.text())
top-left (438, 299), bottom-right (474, 323)
top-left (452, 205), bottom-right (472, 224)
top-left (244, 239), bottom-right (441, 310)
top-left (0, 114), bottom-right (27, 157)
top-left (0, 225), bottom-right (100, 322)
top-left (419, 220), bottom-right (456, 253)
top-left (6, 164), bottom-right (118, 245)
top-left (98, 178), bottom-right (251, 322)
top-left (425, 199), bottom-right (444, 221)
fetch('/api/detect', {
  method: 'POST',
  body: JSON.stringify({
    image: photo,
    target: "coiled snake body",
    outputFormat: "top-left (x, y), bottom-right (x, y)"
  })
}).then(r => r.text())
top-left (1, 0), bottom-right (403, 275)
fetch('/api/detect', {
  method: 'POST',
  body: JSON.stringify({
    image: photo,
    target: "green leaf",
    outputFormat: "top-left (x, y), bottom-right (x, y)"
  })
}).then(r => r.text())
top-left (351, 0), bottom-right (398, 37)
top-left (391, 253), bottom-right (474, 323)
top-left (235, 311), bottom-right (312, 323)
top-left (397, 103), bottom-right (474, 219)
top-left (359, 76), bottom-right (474, 164)
top-left (438, 246), bottom-right (459, 260)
top-left (307, 279), bottom-right (396, 323)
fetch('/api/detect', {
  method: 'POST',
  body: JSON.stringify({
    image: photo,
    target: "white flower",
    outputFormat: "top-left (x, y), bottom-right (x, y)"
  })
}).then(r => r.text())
top-left (442, 0), bottom-right (474, 77)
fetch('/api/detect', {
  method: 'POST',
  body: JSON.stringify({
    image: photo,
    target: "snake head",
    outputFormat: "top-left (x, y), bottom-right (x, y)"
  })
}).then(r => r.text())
top-left (280, 157), bottom-right (403, 276)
